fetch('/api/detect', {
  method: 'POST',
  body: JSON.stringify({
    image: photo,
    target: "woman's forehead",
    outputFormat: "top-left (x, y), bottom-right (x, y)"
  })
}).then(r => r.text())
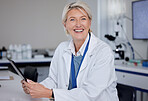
top-left (67, 8), bottom-right (88, 18)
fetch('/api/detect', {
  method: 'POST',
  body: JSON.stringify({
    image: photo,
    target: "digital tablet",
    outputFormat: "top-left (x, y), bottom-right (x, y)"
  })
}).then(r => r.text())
top-left (8, 58), bottom-right (27, 81)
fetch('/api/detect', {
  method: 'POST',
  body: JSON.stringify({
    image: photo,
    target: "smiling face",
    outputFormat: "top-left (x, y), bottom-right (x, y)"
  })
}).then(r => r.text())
top-left (64, 8), bottom-right (91, 44)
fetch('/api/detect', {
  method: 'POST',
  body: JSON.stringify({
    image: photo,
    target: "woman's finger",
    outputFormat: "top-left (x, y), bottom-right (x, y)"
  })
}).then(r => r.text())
top-left (27, 79), bottom-right (36, 84)
top-left (26, 87), bottom-right (30, 94)
top-left (22, 84), bottom-right (26, 88)
top-left (23, 86), bottom-right (29, 94)
top-left (21, 80), bottom-right (24, 84)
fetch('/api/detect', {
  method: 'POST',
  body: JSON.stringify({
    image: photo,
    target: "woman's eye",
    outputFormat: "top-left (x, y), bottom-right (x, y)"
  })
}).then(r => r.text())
top-left (70, 19), bottom-right (75, 21)
top-left (82, 18), bottom-right (86, 20)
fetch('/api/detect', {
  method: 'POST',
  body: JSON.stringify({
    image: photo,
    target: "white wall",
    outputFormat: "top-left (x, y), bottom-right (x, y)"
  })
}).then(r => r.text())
top-left (0, 0), bottom-right (98, 50)
top-left (0, 0), bottom-right (68, 49)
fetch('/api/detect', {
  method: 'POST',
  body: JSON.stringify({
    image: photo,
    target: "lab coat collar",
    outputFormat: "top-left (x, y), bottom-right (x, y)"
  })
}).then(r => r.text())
top-left (63, 33), bottom-right (96, 53)
top-left (87, 32), bottom-right (99, 56)
top-left (66, 34), bottom-right (89, 56)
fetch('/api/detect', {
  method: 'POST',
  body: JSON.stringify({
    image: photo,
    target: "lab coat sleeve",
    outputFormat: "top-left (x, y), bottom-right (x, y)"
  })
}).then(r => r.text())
top-left (40, 45), bottom-right (60, 89)
top-left (53, 46), bottom-right (118, 101)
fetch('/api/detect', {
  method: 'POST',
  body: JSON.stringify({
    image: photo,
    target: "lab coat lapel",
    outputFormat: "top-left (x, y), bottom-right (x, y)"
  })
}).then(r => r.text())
top-left (78, 33), bottom-right (97, 73)
top-left (62, 50), bottom-right (71, 80)
top-left (79, 53), bottom-right (89, 73)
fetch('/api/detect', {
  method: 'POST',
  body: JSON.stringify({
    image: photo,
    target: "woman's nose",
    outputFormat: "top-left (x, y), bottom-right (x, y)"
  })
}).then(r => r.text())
top-left (75, 20), bottom-right (81, 27)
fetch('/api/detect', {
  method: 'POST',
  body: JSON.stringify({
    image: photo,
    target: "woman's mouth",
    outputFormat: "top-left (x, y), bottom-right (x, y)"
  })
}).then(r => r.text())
top-left (74, 29), bottom-right (84, 33)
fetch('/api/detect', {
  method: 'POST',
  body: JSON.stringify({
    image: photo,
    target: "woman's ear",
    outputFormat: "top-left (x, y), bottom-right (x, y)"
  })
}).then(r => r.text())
top-left (63, 21), bottom-right (66, 28)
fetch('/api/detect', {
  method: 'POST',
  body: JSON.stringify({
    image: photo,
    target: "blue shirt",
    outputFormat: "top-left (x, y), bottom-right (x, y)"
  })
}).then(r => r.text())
top-left (68, 55), bottom-right (82, 90)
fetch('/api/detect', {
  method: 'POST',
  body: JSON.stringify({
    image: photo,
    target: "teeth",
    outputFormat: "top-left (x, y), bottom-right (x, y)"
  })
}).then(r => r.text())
top-left (74, 29), bottom-right (83, 32)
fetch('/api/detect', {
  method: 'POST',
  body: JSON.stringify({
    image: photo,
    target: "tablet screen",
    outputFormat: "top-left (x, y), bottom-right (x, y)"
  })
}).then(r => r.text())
top-left (8, 59), bottom-right (27, 81)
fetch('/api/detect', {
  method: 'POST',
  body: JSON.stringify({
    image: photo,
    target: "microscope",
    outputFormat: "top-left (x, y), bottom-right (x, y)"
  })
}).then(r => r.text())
top-left (105, 34), bottom-right (134, 62)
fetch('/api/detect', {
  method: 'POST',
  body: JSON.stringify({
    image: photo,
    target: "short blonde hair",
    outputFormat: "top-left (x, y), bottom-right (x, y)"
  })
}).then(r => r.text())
top-left (62, 1), bottom-right (92, 34)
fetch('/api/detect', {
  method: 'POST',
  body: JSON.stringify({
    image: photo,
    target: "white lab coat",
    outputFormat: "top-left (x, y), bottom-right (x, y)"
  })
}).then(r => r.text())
top-left (40, 33), bottom-right (119, 101)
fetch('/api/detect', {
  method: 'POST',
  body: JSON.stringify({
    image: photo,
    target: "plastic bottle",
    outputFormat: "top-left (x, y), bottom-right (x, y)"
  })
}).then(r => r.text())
top-left (8, 44), bottom-right (13, 59)
top-left (22, 44), bottom-right (27, 59)
top-left (13, 44), bottom-right (17, 59)
top-left (2, 46), bottom-right (7, 59)
top-left (26, 44), bottom-right (32, 59)
top-left (17, 44), bottom-right (22, 59)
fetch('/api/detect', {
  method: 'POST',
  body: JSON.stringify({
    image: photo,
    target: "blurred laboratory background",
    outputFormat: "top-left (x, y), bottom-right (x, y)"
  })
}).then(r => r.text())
top-left (0, 0), bottom-right (148, 101)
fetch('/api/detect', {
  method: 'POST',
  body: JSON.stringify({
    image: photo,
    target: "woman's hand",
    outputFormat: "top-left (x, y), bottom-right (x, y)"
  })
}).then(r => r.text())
top-left (21, 79), bottom-right (52, 98)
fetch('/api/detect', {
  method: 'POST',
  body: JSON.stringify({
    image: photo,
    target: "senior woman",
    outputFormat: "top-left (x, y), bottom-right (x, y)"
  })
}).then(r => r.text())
top-left (22, 1), bottom-right (119, 101)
